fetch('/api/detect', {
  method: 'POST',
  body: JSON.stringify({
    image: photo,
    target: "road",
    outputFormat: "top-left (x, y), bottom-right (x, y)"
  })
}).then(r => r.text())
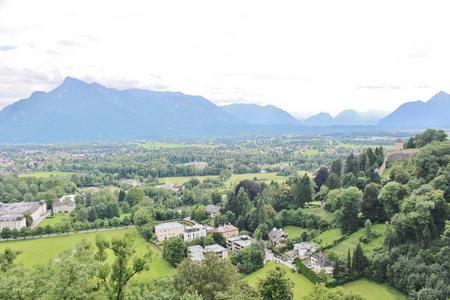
top-left (265, 249), bottom-right (295, 270)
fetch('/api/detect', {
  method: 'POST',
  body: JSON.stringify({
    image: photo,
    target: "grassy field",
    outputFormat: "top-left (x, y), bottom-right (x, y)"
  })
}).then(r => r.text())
top-left (18, 171), bottom-right (73, 179)
top-left (0, 228), bottom-right (175, 281)
top-left (304, 149), bottom-right (319, 156)
top-left (159, 172), bottom-right (286, 185)
top-left (327, 224), bottom-right (386, 256)
top-left (38, 214), bottom-right (70, 227)
top-left (313, 228), bottom-right (344, 248)
top-left (303, 207), bottom-right (335, 223)
top-left (244, 262), bottom-right (314, 299)
top-left (340, 278), bottom-right (406, 300)
top-left (282, 226), bottom-right (309, 239)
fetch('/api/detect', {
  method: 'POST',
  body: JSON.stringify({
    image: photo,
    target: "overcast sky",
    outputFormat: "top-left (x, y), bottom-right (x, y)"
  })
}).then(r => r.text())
top-left (1, 0), bottom-right (450, 115)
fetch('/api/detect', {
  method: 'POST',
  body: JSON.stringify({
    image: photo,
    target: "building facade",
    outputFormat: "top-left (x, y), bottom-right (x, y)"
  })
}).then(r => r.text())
top-left (53, 195), bottom-right (76, 214)
top-left (183, 224), bottom-right (207, 242)
top-left (226, 235), bottom-right (253, 252)
top-left (155, 222), bottom-right (185, 241)
top-left (0, 201), bottom-right (47, 229)
top-left (213, 224), bottom-right (239, 239)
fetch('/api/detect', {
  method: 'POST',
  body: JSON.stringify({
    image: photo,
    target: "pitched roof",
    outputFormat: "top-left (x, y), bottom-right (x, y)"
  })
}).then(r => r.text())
top-left (268, 228), bottom-right (288, 243)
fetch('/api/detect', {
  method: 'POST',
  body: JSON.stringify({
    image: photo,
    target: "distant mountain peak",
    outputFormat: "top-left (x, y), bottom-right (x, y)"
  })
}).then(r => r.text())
top-left (428, 91), bottom-right (450, 104)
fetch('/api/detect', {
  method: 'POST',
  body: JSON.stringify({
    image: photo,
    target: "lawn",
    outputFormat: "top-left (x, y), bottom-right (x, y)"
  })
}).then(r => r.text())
top-left (18, 171), bottom-right (73, 179)
top-left (159, 172), bottom-right (286, 186)
top-left (303, 207), bottom-right (335, 223)
top-left (244, 262), bottom-right (315, 299)
top-left (304, 149), bottom-right (319, 156)
top-left (0, 228), bottom-right (175, 281)
top-left (313, 228), bottom-right (344, 248)
top-left (340, 278), bottom-right (406, 300)
top-left (38, 214), bottom-right (70, 227)
top-left (327, 224), bottom-right (386, 257)
top-left (282, 226), bottom-right (309, 239)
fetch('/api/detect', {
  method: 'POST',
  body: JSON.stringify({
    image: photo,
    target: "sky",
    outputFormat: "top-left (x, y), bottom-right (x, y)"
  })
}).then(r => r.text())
top-left (1, 0), bottom-right (450, 116)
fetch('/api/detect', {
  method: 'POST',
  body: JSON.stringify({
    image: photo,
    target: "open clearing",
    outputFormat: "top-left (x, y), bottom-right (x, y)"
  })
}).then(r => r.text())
top-left (313, 228), bottom-right (344, 248)
top-left (244, 262), bottom-right (314, 299)
top-left (303, 207), bottom-right (335, 223)
top-left (18, 171), bottom-right (73, 179)
top-left (0, 228), bottom-right (174, 281)
top-left (38, 213), bottom-right (70, 227)
top-left (327, 224), bottom-right (386, 256)
top-left (340, 278), bottom-right (406, 300)
top-left (159, 172), bottom-right (286, 185)
top-left (282, 226), bottom-right (309, 239)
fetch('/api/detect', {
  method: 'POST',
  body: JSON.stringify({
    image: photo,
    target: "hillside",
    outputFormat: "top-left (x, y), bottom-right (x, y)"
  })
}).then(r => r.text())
top-left (221, 103), bottom-right (300, 125)
top-left (378, 91), bottom-right (450, 128)
top-left (0, 77), bottom-right (245, 142)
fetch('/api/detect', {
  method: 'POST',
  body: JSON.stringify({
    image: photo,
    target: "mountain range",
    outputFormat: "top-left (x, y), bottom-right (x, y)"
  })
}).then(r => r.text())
top-left (0, 77), bottom-right (449, 142)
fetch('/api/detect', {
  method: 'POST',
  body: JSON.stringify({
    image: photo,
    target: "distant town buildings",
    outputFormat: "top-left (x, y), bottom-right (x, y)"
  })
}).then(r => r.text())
top-left (213, 224), bottom-right (239, 239)
top-left (0, 201), bottom-right (47, 230)
top-left (154, 222), bottom-right (185, 241)
top-left (227, 235), bottom-right (253, 252)
top-left (52, 195), bottom-right (76, 214)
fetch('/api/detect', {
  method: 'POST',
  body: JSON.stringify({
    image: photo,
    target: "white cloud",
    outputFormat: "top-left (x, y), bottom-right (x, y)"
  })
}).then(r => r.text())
top-left (0, 0), bottom-right (450, 113)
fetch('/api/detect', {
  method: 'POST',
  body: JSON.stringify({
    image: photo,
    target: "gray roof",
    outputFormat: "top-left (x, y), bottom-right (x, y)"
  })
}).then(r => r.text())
top-left (206, 204), bottom-right (219, 214)
top-left (0, 214), bottom-right (24, 222)
top-left (0, 201), bottom-right (45, 216)
top-left (268, 228), bottom-right (288, 243)
top-left (294, 242), bottom-right (316, 250)
top-left (312, 253), bottom-right (332, 267)
top-left (204, 244), bottom-right (227, 253)
top-left (155, 222), bottom-right (184, 230)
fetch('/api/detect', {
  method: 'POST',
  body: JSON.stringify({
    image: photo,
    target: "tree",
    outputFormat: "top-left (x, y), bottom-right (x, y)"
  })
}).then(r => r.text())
top-left (351, 244), bottom-right (368, 276)
top-left (95, 234), bottom-right (110, 262)
top-left (133, 207), bottom-right (153, 226)
top-left (108, 236), bottom-right (151, 300)
top-left (118, 189), bottom-right (126, 202)
top-left (314, 166), bottom-right (329, 191)
top-left (330, 159), bottom-right (343, 176)
top-left (324, 173), bottom-right (341, 190)
top-left (234, 180), bottom-right (266, 200)
top-left (125, 188), bottom-right (144, 206)
top-left (304, 283), bottom-right (364, 300)
top-left (406, 129), bottom-right (448, 148)
top-left (0, 248), bottom-right (22, 272)
top-left (0, 228), bottom-right (12, 240)
top-left (335, 187), bottom-right (363, 234)
top-left (258, 266), bottom-right (294, 300)
top-left (344, 153), bottom-right (358, 174)
top-left (361, 183), bottom-right (385, 222)
top-left (174, 253), bottom-right (238, 300)
top-left (230, 243), bottom-right (265, 274)
top-left (193, 205), bottom-right (207, 222)
top-left (378, 182), bottom-right (405, 219)
top-left (163, 237), bottom-right (187, 266)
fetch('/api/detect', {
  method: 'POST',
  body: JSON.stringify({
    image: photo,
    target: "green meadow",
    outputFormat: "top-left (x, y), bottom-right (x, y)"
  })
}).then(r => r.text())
top-left (18, 171), bottom-right (73, 179)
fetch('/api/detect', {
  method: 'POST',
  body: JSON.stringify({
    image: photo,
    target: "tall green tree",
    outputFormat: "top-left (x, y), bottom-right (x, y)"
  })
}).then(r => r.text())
top-left (258, 266), bottom-right (294, 300)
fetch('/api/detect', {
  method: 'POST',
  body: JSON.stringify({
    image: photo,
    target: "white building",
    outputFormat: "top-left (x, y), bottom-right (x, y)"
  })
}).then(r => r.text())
top-left (183, 224), bottom-right (207, 242)
top-left (0, 201), bottom-right (47, 229)
top-left (0, 214), bottom-right (26, 230)
top-left (154, 222), bottom-right (185, 241)
top-left (294, 242), bottom-right (317, 259)
top-left (53, 195), bottom-right (76, 214)
top-left (187, 244), bottom-right (228, 261)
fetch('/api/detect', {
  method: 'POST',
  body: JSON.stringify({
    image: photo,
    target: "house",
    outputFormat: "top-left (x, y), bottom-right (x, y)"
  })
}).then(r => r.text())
top-left (213, 224), bottom-right (239, 238)
top-left (310, 252), bottom-right (334, 275)
top-left (204, 244), bottom-right (228, 259)
top-left (187, 245), bottom-right (205, 261)
top-left (226, 235), bottom-right (253, 252)
top-left (293, 242), bottom-right (316, 259)
top-left (154, 222), bottom-right (185, 241)
top-left (52, 195), bottom-right (76, 214)
top-left (187, 244), bottom-right (228, 261)
top-left (268, 227), bottom-right (288, 246)
top-left (0, 201), bottom-right (47, 229)
top-left (183, 224), bottom-right (207, 242)
top-left (205, 204), bottom-right (220, 218)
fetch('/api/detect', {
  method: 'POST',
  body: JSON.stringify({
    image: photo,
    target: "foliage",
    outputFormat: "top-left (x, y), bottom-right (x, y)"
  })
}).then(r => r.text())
top-left (163, 237), bottom-right (187, 266)
top-left (231, 243), bottom-right (265, 274)
top-left (258, 266), bottom-right (294, 300)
